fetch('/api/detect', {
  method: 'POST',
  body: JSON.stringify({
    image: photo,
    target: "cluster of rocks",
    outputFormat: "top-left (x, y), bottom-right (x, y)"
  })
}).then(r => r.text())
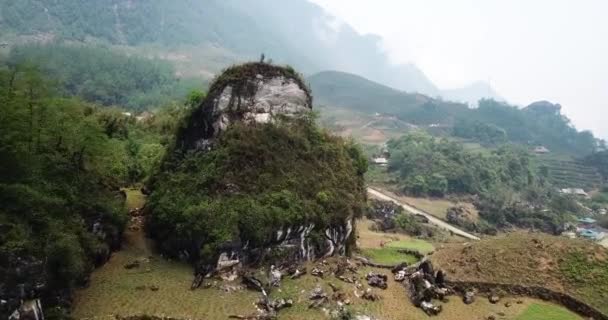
top-left (365, 272), bottom-right (388, 290)
top-left (392, 260), bottom-right (450, 316)
top-left (218, 257), bottom-right (388, 319)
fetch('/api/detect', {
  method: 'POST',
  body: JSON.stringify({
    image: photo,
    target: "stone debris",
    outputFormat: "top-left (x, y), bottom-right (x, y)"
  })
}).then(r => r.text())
top-left (269, 265), bottom-right (282, 287)
top-left (220, 284), bottom-right (244, 293)
top-left (366, 272), bottom-right (388, 290)
top-left (242, 274), bottom-right (268, 297)
top-left (221, 269), bottom-right (239, 282)
top-left (420, 300), bottom-right (442, 316)
top-left (311, 267), bottom-right (325, 278)
top-left (394, 270), bottom-right (407, 282)
top-left (361, 288), bottom-right (380, 301)
top-left (489, 294), bottom-right (500, 304)
top-left (309, 286), bottom-right (328, 300)
top-left (404, 260), bottom-right (448, 315)
top-left (464, 290), bottom-right (476, 304)
top-left (286, 265), bottom-right (307, 279)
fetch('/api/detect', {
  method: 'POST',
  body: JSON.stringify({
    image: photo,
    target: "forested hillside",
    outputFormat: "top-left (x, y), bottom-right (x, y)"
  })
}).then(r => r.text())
top-left (0, 54), bottom-right (191, 317)
top-left (6, 44), bottom-right (202, 110)
top-left (386, 133), bottom-right (583, 234)
top-left (309, 71), bottom-right (602, 156)
top-left (0, 0), bottom-right (442, 95)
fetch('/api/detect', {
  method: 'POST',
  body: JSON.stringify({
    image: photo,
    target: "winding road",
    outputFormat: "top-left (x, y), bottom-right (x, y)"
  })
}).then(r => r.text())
top-left (367, 187), bottom-right (480, 241)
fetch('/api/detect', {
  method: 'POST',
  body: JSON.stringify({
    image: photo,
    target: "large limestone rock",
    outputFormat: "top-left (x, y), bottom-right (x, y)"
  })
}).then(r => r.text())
top-left (176, 63), bottom-right (312, 153)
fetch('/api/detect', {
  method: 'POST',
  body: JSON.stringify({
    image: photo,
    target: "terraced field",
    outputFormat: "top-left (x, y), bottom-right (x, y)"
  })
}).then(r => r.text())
top-left (538, 157), bottom-right (602, 190)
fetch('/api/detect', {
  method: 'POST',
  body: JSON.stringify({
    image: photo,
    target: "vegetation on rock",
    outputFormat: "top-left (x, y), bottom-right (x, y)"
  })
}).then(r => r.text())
top-left (148, 114), bottom-right (368, 265)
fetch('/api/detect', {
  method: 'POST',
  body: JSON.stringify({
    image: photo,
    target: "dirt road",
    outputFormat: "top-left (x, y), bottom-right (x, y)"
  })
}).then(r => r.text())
top-left (367, 187), bottom-right (480, 241)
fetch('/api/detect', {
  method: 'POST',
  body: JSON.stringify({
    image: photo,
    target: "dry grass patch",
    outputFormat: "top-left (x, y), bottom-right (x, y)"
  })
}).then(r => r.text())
top-left (431, 232), bottom-right (608, 315)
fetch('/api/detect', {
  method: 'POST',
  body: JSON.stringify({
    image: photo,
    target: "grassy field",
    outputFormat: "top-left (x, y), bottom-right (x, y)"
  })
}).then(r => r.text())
top-left (516, 303), bottom-right (582, 320)
top-left (72, 189), bottom-right (260, 319)
top-left (360, 247), bottom-right (420, 265)
top-left (432, 232), bottom-right (608, 316)
top-left (385, 239), bottom-right (435, 253)
top-left (72, 193), bottom-right (585, 320)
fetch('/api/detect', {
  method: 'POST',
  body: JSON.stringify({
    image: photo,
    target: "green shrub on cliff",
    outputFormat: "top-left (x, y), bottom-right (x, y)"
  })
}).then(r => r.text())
top-left (147, 115), bottom-right (367, 263)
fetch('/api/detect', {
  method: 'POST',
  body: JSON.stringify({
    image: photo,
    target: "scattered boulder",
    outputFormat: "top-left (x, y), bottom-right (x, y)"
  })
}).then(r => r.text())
top-left (463, 290), bottom-right (476, 304)
top-left (269, 265), bottom-right (282, 287)
top-left (242, 274), bottom-right (267, 296)
top-left (361, 288), bottom-right (380, 302)
top-left (311, 267), bottom-right (325, 278)
top-left (366, 272), bottom-right (388, 289)
top-left (420, 301), bottom-right (442, 316)
top-left (309, 286), bottom-right (328, 300)
top-left (489, 295), bottom-right (500, 304)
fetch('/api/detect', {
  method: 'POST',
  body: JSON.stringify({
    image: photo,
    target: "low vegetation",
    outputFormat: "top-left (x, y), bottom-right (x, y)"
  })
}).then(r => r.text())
top-left (516, 303), bottom-right (582, 320)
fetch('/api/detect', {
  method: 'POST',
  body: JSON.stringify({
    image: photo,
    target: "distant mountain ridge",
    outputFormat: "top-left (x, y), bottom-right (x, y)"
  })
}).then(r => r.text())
top-left (1, 0), bottom-right (491, 101)
top-left (441, 81), bottom-right (504, 106)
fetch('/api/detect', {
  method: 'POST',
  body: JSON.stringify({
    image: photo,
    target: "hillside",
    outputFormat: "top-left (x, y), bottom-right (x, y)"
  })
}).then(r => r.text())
top-left (0, 0), bottom-right (465, 98)
top-left (310, 71), bottom-right (600, 156)
top-left (432, 232), bottom-right (608, 315)
top-left (309, 71), bottom-right (467, 125)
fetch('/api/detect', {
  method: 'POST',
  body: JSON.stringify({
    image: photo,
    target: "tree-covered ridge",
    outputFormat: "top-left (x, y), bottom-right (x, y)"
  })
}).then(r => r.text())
top-left (309, 71), bottom-right (602, 156)
top-left (7, 43), bottom-right (202, 110)
top-left (148, 114), bottom-right (368, 265)
top-left (387, 132), bottom-right (581, 234)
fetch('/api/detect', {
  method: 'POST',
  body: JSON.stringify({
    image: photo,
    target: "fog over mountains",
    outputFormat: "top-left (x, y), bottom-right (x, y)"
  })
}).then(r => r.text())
top-left (0, 0), bottom-right (500, 104)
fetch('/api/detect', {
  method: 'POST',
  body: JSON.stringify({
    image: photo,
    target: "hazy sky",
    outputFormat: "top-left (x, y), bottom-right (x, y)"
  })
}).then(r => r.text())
top-left (310, 0), bottom-right (608, 139)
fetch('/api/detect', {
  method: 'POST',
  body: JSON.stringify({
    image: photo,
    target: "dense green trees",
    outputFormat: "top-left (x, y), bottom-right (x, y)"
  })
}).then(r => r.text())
top-left (0, 61), bottom-right (183, 317)
top-left (0, 64), bottom-right (127, 309)
top-left (453, 119), bottom-right (507, 145)
top-left (147, 114), bottom-right (368, 264)
top-left (7, 44), bottom-right (201, 110)
top-left (387, 132), bottom-right (579, 233)
top-left (387, 133), bottom-right (535, 196)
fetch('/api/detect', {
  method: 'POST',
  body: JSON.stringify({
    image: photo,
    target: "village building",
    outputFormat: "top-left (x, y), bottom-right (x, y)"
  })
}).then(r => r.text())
top-left (560, 188), bottom-right (589, 198)
top-left (533, 146), bottom-right (550, 154)
top-left (372, 157), bottom-right (388, 166)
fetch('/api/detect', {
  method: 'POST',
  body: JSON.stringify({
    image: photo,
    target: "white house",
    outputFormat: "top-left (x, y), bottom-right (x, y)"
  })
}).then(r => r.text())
top-left (372, 157), bottom-right (389, 166)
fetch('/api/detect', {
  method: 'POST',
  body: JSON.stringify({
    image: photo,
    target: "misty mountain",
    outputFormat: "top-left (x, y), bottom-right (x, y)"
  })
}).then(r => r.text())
top-left (441, 81), bottom-right (503, 106)
top-left (0, 0), bottom-right (443, 95)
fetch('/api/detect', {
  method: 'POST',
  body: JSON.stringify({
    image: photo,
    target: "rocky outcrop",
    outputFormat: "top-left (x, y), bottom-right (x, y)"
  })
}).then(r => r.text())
top-left (175, 63), bottom-right (312, 153)
top-left (154, 63), bottom-right (362, 275)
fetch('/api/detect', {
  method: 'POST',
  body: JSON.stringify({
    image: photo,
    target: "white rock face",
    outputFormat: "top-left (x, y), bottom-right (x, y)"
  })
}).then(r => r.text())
top-left (210, 75), bottom-right (310, 138)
